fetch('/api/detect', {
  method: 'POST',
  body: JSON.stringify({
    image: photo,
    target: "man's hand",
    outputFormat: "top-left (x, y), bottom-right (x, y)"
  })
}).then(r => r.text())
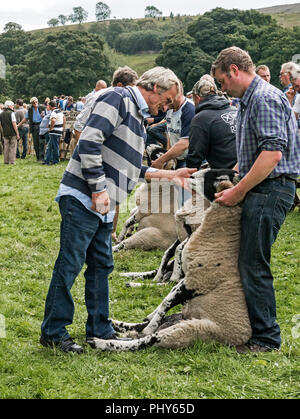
top-left (151, 158), bottom-right (165, 169)
top-left (91, 190), bottom-right (110, 215)
top-left (215, 184), bottom-right (246, 206)
top-left (286, 87), bottom-right (296, 105)
top-left (172, 167), bottom-right (198, 189)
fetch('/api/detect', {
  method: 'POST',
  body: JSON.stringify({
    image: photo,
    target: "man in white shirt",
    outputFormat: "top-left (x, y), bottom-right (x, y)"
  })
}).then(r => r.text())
top-left (43, 100), bottom-right (65, 165)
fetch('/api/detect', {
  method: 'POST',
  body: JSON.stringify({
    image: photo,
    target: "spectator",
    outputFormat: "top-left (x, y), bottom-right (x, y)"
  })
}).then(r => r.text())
top-left (0, 100), bottom-right (20, 164)
top-left (151, 82), bottom-right (195, 170)
top-left (44, 100), bottom-right (65, 165)
top-left (186, 76), bottom-right (237, 170)
top-left (280, 61), bottom-right (299, 95)
top-left (40, 66), bottom-right (196, 354)
top-left (39, 103), bottom-right (51, 163)
top-left (111, 66), bottom-right (138, 87)
top-left (15, 99), bottom-right (29, 159)
top-left (286, 66), bottom-right (300, 129)
top-left (212, 46), bottom-right (300, 353)
top-left (75, 97), bottom-right (85, 112)
top-left (19, 97), bottom-right (45, 161)
top-left (64, 96), bottom-right (74, 111)
top-left (256, 65), bottom-right (271, 83)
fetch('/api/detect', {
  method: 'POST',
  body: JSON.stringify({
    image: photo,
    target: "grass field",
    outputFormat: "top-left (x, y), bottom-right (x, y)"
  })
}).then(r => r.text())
top-left (0, 155), bottom-right (299, 399)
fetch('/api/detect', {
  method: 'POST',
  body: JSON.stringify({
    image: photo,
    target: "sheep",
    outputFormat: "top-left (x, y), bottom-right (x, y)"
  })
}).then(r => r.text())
top-left (120, 177), bottom-right (210, 286)
top-left (87, 169), bottom-right (252, 351)
top-left (113, 145), bottom-right (178, 252)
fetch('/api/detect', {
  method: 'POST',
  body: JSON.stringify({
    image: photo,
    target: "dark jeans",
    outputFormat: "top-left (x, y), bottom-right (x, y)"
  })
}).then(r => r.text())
top-left (16, 126), bottom-right (28, 158)
top-left (31, 124), bottom-right (41, 160)
top-left (239, 176), bottom-right (296, 349)
top-left (45, 133), bottom-right (60, 164)
top-left (41, 195), bottom-right (115, 342)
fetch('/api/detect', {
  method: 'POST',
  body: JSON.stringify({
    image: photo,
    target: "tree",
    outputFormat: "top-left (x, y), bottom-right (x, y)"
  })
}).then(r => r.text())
top-left (58, 14), bottom-right (68, 26)
top-left (47, 18), bottom-right (59, 27)
top-left (95, 2), bottom-right (111, 21)
top-left (156, 31), bottom-right (213, 91)
top-left (69, 7), bottom-right (88, 24)
top-left (3, 22), bottom-right (22, 32)
top-left (10, 30), bottom-right (114, 100)
top-left (145, 6), bottom-right (163, 18)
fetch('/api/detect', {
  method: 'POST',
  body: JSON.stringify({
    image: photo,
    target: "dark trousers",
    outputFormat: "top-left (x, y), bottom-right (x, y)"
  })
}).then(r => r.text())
top-left (41, 196), bottom-right (115, 342)
top-left (16, 126), bottom-right (29, 158)
top-left (31, 124), bottom-right (45, 161)
top-left (239, 176), bottom-right (296, 349)
top-left (146, 122), bottom-right (167, 148)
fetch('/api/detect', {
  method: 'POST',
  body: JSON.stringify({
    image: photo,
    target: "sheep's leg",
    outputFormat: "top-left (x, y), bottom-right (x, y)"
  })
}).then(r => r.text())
top-left (169, 238), bottom-right (188, 283)
top-left (112, 319), bottom-right (149, 333)
top-left (87, 334), bottom-right (159, 352)
top-left (143, 278), bottom-right (196, 335)
top-left (156, 318), bottom-right (221, 349)
top-left (153, 240), bottom-right (181, 282)
top-left (116, 208), bottom-right (139, 243)
top-left (120, 270), bottom-right (158, 281)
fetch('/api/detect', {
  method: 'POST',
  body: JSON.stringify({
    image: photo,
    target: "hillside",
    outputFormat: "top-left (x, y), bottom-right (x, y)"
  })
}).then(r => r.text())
top-left (257, 2), bottom-right (300, 13)
top-left (256, 2), bottom-right (300, 28)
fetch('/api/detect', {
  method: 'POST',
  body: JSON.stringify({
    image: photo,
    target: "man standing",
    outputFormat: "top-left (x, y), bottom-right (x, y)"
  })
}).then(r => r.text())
top-left (0, 100), bottom-right (20, 164)
top-left (151, 83), bottom-right (195, 169)
top-left (40, 67), bottom-right (196, 353)
top-left (15, 99), bottom-right (29, 159)
top-left (44, 100), bottom-right (65, 165)
top-left (186, 76), bottom-right (237, 170)
top-left (211, 46), bottom-right (300, 353)
top-left (256, 65), bottom-right (271, 83)
top-left (19, 97), bottom-right (45, 161)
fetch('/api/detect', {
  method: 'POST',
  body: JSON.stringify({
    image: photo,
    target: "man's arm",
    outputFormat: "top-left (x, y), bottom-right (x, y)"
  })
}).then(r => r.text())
top-left (93, 167), bottom-right (197, 215)
top-left (12, 121), bottom-right (20, 140)
top-left (215, 150), bottom-right (282, 206)
top-left (151, 138), bottom-right (189, 169)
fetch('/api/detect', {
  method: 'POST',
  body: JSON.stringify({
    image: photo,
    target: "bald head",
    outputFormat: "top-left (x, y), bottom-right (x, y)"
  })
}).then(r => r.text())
top-left (95, 80), bottom-right (107, 91)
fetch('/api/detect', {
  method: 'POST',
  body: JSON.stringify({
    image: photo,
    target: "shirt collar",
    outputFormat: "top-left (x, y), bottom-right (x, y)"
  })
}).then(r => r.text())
top-left (240, 75), bottom-right (261, 108)
top-left (129, 86), bottom-right (151, 118)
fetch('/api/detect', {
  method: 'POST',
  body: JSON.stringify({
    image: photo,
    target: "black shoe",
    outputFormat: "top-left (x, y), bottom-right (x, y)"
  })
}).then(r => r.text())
top-left (40, 336), bottom-right (84, 354)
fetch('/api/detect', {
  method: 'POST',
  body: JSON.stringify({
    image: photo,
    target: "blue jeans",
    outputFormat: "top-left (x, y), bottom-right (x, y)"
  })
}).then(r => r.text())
top-left (45, 133), bottom-right (60, 164)
top-left (41, 195), bottom-right (115, 342)
top-left (239, 176), bottom-right (296, 349)
top-left (16, 126), bottom-right (28, 158)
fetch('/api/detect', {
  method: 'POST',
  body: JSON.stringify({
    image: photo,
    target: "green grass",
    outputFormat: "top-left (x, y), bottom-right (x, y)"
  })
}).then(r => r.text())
top-left (0, 155), bottom-right (300, 399)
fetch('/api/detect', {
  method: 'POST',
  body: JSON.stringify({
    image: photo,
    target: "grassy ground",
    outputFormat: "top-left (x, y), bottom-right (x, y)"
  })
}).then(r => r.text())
top-left (0, 155), bottom-right (299, 399)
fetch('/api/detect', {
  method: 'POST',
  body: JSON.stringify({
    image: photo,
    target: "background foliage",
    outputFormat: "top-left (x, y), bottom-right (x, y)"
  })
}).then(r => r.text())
top-left (1, 7), bottom-right (300, 98)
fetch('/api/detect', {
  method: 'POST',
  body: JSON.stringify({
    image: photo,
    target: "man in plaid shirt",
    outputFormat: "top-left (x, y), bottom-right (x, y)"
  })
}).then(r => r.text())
top-left (212, 47), bottom-right (300, 353)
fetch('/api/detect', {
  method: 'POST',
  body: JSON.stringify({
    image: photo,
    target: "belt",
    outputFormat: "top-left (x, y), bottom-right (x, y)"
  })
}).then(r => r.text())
top-left (270, 175), bottom-right (297, 183)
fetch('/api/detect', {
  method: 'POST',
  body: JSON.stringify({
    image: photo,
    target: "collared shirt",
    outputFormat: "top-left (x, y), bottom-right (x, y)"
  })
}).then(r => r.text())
top-left (26, 107), bottom-right (43, 123)
top-left (237, 75), bottom-right (300, 179)
top-left (57, 86), bottom-right (158, 222)
top-left (130, 86), bottom-right (151, 119)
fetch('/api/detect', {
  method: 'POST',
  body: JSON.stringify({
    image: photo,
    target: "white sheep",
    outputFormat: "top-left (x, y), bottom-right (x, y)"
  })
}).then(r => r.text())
top-left (87, 169), bottom-right (252, 351)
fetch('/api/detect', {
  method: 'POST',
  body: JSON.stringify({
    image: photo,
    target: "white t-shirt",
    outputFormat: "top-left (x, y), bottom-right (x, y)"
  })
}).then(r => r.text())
top-left (293, 94), bottom-right (300, 115)
top-left (50, 109), bottom-right (64, 136)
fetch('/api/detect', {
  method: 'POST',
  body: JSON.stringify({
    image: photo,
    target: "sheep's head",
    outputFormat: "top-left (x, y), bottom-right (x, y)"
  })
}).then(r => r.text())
top-left (146, 144), bottom-right (176, 170)
top-left (189, 168), bottom-right (240, 202)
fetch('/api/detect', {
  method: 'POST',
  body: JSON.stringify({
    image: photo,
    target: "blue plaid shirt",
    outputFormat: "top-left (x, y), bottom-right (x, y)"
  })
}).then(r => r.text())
top-left (237, 75), bottom-right (300, 179)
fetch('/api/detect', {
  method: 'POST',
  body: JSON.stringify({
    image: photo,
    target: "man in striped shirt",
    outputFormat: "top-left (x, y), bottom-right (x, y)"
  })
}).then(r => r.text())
top-left (212, 47), bottom-right (300, 353)
top-left (40, 67), bottom-right (197, 353)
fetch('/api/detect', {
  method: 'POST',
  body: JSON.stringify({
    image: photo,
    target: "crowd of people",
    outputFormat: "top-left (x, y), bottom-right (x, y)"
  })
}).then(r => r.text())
top-left (0, 52), bottom-right (299, 355)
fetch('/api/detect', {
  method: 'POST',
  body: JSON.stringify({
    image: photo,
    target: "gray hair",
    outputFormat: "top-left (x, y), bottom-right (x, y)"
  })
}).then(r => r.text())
top-left (137, 66), bottom-right (180, 94)
top-left (192, 76), bottom-right (218, 97)
top-left (281, 62), bottom-right (300, 80)
top-left (112, 66), bottom-right (138, 87)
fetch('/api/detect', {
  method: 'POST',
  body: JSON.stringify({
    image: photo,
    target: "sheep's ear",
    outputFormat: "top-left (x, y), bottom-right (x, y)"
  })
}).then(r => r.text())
top-left (216, 180), bottom-right (234, 192)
